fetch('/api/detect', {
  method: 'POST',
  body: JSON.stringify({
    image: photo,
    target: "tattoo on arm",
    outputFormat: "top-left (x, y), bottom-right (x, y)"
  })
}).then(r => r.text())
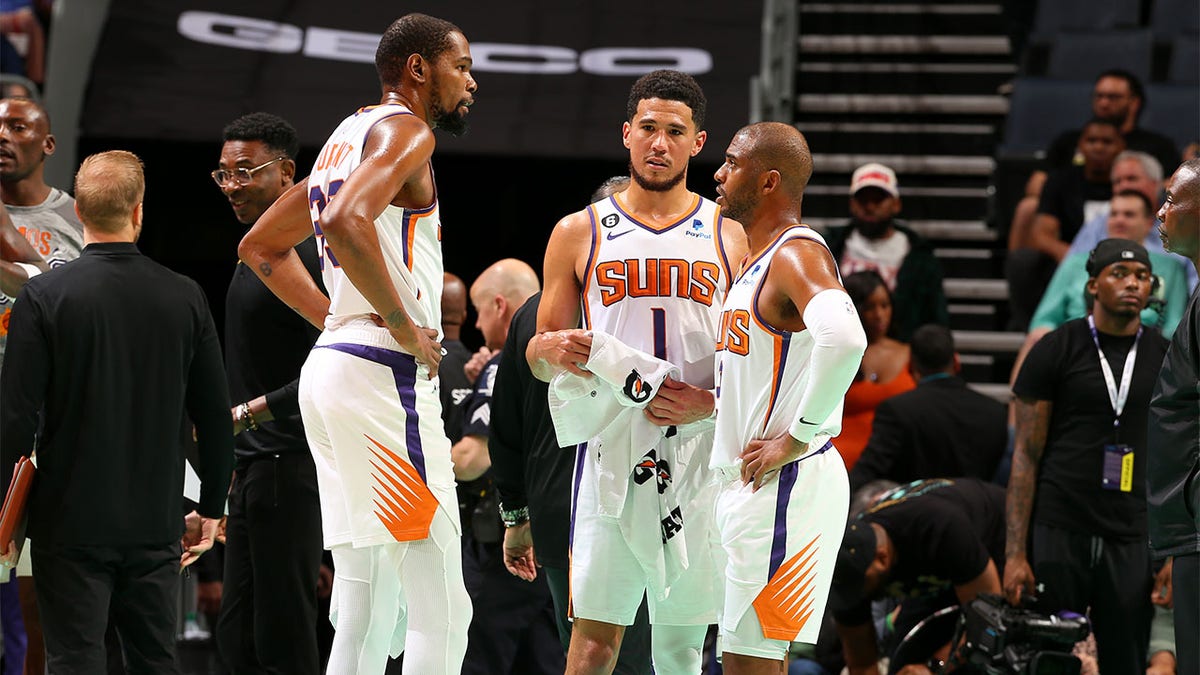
top-left (384, 309), bottom-right (406, 330)
top-left (259, 262), bottom-right (272, 277)
top-left (1006, 398), bottom-right (1050, 560)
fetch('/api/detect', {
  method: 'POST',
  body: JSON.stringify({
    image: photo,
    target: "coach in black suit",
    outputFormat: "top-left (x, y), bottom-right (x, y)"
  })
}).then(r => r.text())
top-left (848, 324), bottom-right (1006, 493)
top-left (0, 151), bottom-right (234, 673)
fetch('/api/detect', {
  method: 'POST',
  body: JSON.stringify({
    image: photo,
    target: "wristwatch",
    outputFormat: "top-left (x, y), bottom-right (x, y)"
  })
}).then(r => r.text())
top-left (498, 503), bottom-right (529, 528)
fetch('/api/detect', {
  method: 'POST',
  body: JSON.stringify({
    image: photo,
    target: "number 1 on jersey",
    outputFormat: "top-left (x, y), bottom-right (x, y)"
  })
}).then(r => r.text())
top-left (651, 307), bottom-right (667, 360)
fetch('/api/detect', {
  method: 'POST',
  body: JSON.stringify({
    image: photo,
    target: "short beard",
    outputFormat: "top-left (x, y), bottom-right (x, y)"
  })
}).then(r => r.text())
top-left (851, 217), bottom-right (894, 239)
top-left (719, 194), bottom-right (753, 223)
top-left (629, 160), bottom-right (686, 193)
top-left (430, 79), bottom-right (469, 137)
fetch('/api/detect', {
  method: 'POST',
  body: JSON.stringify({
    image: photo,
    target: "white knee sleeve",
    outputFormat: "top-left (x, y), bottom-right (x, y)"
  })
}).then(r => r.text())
top-left (650, 624), bottom-right (708, 675)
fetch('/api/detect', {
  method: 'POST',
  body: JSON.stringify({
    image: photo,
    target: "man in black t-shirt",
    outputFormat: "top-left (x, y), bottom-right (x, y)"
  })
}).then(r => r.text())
top-left (210, 113), bottom-right (326, 674)
top-left (439, 272), bottom-right (473, 443)
top-left (1006, 238), bottom-right (1170, 674)
top-left (830, 479), bottom-right (1006, 673)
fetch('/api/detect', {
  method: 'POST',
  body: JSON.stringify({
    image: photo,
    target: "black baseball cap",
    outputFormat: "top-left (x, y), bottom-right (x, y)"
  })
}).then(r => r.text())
top-left (1086, 238), bottom-right (1152, 278)
top-left (829, 519), bottom-right (877, 612)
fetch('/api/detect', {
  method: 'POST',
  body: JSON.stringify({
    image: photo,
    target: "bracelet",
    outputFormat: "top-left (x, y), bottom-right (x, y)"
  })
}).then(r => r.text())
top-left (499, 504), bottom-right (529, 528)
top-left (238, 402), bottom-right (259, 432)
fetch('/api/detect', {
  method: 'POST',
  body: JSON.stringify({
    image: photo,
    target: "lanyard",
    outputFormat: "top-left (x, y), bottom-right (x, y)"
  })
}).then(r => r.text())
top-left (1086, 315), bottom-right (1141, 430)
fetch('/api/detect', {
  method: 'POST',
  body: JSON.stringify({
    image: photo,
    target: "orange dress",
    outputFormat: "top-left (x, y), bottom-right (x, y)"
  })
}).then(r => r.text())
top-left (837, 368), bottom-right (917, 470)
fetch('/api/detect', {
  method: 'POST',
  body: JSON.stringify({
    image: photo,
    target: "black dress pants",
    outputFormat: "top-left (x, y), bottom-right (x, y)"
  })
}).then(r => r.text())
top-left (31, 540), bottom-right (179, 675)
top-left (1174, 553), bottom-right (1200, 675)
top-left (215, 452), bottom-right (324, 674)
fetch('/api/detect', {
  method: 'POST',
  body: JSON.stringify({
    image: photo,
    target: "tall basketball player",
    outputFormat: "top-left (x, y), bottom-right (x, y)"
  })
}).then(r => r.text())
top-left (710, 122), bottom-right (866, 675)
top-left (528, 70), bottom-right (747, 675)
top-left (238, 13), bottom-right (476, 675)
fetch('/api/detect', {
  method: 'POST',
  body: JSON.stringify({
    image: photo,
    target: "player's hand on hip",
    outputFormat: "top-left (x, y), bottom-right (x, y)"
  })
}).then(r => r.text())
top-left (503, 522), bottom-right (538, 581)
top-left (0, 539), bottom-right (20, 572)
top-left (532, 329), bottom-right (593, 377)
top-left (644, 377), bottom-right (714, 426)
top-left (395, 326), bottom-right (443, 379)
top-left (1002, 556), bottom-right (1036, 606)
top-left (739, 434), bottom-right (803, 491)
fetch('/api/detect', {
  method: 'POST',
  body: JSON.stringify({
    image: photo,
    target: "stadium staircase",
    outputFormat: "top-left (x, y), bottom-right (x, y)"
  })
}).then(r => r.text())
top-left (753, 0), bottom-right (1021, 399)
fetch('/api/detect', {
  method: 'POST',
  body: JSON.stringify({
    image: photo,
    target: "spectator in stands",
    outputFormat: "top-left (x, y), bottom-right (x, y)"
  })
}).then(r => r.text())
top-left (1008, 118), bottom-right (1125, 330)
top-left (1005, 238), bottom-right (1169, 674)
top-left (1067, 151), bottom-right (1199, 295)
top-left (831, 478), bottom-right (1006, 674)
top-left (849, 325), bottom-right (1006, 494)
top-left (1147, 157), bottom-right (1200, 675)
top-left (1008, 70), bottom-right (1183, 253)
top-left (838, 270), bottom-right (916, 471)
top-left (0, 1), bottom-right (44, 85)
top-left (823, 163), bottom-right (948, 342)
top-left (449, 259), bottom-right (562, 675)
top-left (210, 112), bottom-right (324, 675)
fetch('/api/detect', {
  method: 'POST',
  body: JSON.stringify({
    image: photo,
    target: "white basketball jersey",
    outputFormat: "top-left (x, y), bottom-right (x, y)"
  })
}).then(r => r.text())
top-left (581, 193), bottom-right (735, 388)
top-left (711, 225), bottom-right (844, 469)
top-left (307, 103), bottom-right (444, 339)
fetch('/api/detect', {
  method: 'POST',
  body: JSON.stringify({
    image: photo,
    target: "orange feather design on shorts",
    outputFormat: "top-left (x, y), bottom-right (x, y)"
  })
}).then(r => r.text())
top-left (752, 535), bottom-right (820, 640)
top-left (365, 434), bottom-right (438, 542)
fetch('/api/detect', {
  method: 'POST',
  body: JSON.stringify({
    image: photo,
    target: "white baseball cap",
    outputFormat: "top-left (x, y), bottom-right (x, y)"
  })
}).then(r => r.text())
top-left (849, 163), bottom-right (899, 198)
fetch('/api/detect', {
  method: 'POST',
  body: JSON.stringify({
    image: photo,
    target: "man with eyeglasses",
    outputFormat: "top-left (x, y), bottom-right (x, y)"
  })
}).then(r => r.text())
top-left (210, 112), bottom-right (326, 673)
top-left (239, 13), bottom-right (477, 673)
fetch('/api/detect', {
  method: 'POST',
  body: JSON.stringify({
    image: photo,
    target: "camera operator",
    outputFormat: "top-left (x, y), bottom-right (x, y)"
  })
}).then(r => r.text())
top-left (829, 478), bottom-right (1006, 674)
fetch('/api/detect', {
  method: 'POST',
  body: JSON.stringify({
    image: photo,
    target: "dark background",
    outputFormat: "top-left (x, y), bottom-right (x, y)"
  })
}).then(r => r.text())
top-left (73, 0), bottom-right (760, 350)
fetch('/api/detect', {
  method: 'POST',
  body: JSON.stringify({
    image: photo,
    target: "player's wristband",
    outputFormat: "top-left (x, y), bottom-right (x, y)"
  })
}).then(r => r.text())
top-left (14, 262), bottom-right (42, 279)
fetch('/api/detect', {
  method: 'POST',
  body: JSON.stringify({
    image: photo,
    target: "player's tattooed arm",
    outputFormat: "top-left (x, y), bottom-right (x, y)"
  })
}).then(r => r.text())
top-left (259, 262), bottom-right (271, 277)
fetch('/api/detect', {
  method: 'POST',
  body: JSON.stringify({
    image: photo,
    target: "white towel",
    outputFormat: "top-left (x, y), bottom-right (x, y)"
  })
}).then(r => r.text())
top-left (548, 330), bottom-right (690, 599)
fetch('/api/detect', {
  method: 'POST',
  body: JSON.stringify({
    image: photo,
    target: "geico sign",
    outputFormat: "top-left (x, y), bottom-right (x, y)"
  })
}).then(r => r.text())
top-left (177, 11), bottom-right (712, 76)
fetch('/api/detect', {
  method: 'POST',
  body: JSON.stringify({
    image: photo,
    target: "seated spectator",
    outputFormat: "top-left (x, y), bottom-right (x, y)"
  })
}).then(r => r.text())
top-left (1030, 118), bottom-right (1126, 263)
top-left (849, 325), bottom-right (1007, 493)
top-left (1068, 151), bottom-right (1198, 290)
top-left (830, 478), bottom-right (1006, 673)
top-left (823, 163), bottom-right (948, 342)
top-left (1008, 69), bottom-right (1182, 253)
top-left (838, 271), bottom-right (916, 471)
top-left (0, 0), bottom-right (44, 85)
top-left (1030, 192), bottom-right (1189, 341)
top-left (1008, 118), bottom-right (1126, 330)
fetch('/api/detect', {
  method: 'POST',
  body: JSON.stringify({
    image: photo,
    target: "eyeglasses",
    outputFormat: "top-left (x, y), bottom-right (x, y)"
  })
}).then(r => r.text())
top-left (211, 157), bottom-right (286, 187)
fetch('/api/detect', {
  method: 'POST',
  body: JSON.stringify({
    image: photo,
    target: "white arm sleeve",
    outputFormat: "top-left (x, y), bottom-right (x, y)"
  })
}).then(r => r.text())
top-left (788, 288), bottom-right (867, 443)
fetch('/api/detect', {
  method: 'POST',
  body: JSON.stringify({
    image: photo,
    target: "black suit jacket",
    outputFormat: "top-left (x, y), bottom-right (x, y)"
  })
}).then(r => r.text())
top-left (849, 376), bottom-right (1006, 493)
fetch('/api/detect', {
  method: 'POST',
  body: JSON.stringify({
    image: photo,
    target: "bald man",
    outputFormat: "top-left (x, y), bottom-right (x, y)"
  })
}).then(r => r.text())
top-left (1149, 158), bottom-right (1200, 675)
top-left (440, 272), bottom-right (473, 444)
top-left (452, 259), bottom-right (560, 675)
top-left (711, 122), bottom-right (865, 674)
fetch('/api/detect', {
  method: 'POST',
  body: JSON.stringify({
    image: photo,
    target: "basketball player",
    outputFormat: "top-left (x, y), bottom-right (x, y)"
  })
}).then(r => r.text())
top-left (237, 13), bottom-right (476, 675)
top-left (527, 70), bottom-right (747, 675)
top-left (709, 122), bottom-right (866, 674)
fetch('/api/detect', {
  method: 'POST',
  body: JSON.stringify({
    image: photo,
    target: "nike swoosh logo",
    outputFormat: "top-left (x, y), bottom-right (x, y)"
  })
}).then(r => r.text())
top-left (607, 229), bottom-right (635, 240)
top-left (797, 417), bottom-right (819, 426)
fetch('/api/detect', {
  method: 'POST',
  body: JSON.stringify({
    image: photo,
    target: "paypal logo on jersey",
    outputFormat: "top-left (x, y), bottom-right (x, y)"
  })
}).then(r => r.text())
top-left (684, 218), bottom-right (712, 239)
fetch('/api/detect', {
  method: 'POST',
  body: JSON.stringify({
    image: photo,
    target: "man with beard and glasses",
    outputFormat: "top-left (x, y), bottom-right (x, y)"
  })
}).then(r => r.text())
top-left (528, 69), bottom-right (747, 675)
top-left (238, 13), bottom-right (477, 674)
top-left (822, 163), bottom-right (947, 342)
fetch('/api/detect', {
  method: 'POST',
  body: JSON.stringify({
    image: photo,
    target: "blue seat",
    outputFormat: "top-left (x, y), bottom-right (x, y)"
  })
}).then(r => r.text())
top-left (999, 78), bottom-right (1096, 157)
top-left (1141, 84), bottom-right (1199, 153)
top-left (1168, 35), bottom-right (1199, 84)
top-left (1033, 0), bottom-right (1141, 37)
top-left (1046, 29), bottom-right (1153, 83)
